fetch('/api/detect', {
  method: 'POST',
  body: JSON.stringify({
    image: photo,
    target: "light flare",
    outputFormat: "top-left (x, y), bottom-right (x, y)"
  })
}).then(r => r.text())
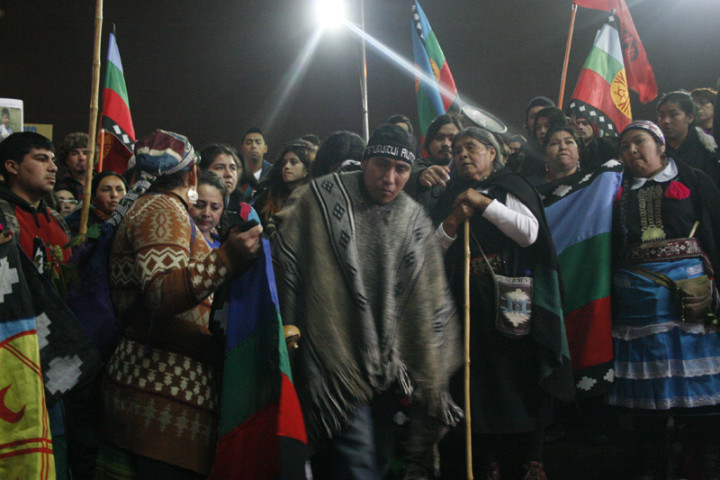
top-left (262, 29), bottom-right (324, 136)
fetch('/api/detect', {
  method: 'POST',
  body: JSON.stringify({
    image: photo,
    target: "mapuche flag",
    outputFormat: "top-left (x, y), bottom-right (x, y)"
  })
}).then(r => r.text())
top-left (209, 239), bottom-right (307, 480)
top-left (98, 26), bottom-right (135, 174)
top-left (569, 20), bottom-right (632, 138)
top-left (540, 162), bottom-right (623, 397)
top-left (573, 0), bottom-right (657, 103)
top-left (0, 240), bottom-right (54, 480)
top-left (412, 1), bottom-right (457, 139)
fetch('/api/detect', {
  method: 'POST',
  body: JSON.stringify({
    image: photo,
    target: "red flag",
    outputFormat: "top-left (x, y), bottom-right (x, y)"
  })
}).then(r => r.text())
top-left (98, 27), bottom-right (135, 174)
top-left (573, 0), bottom-right (657, 103)
top-left (569, 20), bottom-right (632, 137)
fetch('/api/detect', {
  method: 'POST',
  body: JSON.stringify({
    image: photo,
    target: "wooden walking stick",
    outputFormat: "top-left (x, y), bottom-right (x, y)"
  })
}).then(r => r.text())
top-left (557, 3), bottom-right (578, 110)
top-left (464, 219), bottom-right (473, 479)
top-left (79, 0), bottom-right (104, 236)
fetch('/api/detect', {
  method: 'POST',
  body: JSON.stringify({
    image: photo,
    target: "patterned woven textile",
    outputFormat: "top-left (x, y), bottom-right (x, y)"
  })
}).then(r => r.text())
top-left (105, 192), bottom-right (233, 474)
top-left (0, 240), bottom-right (55, 480)
top-left (626, 238), bottom-right (713, 274)
top-left (103, 338), bottom-right (218, 472)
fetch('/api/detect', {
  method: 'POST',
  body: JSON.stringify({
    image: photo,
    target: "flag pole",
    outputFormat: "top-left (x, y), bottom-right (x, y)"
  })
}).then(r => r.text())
top-left (463, 219), bottom-right (473, 479)
top-left (79, 0), bottom-right (103, 236)
top-left (97, 129), bottom-right (106, 172)
top-left (359, 0), bottom-right (369, 143)
top-left (558, 3), bottom-right (578, 109)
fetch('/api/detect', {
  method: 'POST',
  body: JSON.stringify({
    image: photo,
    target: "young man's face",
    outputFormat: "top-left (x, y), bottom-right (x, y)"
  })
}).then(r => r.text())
top-left (66, 147), bottom-right (88, 178)
top-left (571, 115), bottom-right (594, 143)
top-left (5, 148), bottom-right (58, 203)
top-left (361, 156), bottom-right (411, 204)
top-left (2, 114), bottom-right (9, 128)
top-left (240, 133), bottom-right (267, 168)
top-left (526, 105), bottom-right (545, 136)
top-left (427, 123), bottom-right (459, 164)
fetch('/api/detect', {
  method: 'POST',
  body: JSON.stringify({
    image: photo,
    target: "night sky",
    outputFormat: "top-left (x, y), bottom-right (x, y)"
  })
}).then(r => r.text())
top-left (1, 0), bottom-right (718, 160)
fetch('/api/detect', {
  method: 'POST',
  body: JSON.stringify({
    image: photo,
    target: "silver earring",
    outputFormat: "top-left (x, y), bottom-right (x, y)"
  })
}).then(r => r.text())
top-left (187, 187), bottom-right (198, 204)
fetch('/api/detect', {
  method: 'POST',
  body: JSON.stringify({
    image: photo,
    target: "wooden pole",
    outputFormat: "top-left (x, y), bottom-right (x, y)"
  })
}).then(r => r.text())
top-left (463, 220), bottom-right (473, 479)
top-left (96, 129), bottom-right (106, 172)
top-left (79, 0), bottom-right (103, 236)
top-left (557, 3), bottom-right (578, 110)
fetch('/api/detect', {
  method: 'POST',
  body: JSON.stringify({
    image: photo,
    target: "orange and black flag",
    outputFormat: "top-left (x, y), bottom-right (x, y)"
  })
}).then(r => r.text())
top-left (98, 25), bottom-right (135, 174)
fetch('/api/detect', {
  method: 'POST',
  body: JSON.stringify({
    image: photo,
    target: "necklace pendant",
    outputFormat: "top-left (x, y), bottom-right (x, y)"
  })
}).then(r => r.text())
top-left (641, 226), bottom-right (666, 242)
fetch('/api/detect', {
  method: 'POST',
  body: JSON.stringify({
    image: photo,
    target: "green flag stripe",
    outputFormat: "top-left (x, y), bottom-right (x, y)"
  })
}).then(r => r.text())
top-left (105, 62), bottom-right (130, 106)
top-left (417, 87), bottom-right (437, 136)
top-left (557, 233), bottom-right (612, 313)
top-left (423, 30), bottom-right (446, 65)
top-left (582, 46), bottom-right (623, 85)
top-left (218, 321), bottom-right (277, 435)
top-left (277, 313), bottom-right (293, 383)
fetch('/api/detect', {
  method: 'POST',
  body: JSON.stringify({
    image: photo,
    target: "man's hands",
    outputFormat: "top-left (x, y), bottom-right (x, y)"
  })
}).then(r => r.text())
top-left (419, 165), bottom-right (451, 188)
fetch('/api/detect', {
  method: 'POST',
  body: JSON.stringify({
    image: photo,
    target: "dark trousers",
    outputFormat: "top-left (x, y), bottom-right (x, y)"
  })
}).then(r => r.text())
top-left (312, 394), bottom-right (397, 480)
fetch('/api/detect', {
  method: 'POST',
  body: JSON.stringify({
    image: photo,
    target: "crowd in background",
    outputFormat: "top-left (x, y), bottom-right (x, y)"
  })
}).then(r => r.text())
top-left (1, 84), bottom-right (719, 480)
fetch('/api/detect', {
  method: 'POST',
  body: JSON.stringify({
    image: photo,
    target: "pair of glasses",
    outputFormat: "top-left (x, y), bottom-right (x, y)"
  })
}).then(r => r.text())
top-left (57, 199), bottom-right (78, 206)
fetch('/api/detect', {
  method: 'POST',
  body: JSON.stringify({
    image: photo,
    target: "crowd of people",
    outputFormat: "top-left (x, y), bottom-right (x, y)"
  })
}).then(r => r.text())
top-left (1, 85), bottom-right (719, 480)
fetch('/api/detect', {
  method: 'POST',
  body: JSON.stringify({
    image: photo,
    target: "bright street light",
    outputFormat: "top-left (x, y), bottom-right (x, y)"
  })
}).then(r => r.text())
top-left (314, 0), bottom-right (369, 141)
top-left (315, 0), bottom-right (347, 30)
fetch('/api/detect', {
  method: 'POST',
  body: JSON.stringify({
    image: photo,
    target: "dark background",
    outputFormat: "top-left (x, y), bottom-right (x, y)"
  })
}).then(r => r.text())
top-left (1, 0), bottom-right (718, 160)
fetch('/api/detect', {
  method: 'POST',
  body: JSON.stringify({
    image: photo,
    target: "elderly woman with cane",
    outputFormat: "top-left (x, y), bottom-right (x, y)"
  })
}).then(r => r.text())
top-left (433, 126), bottom-right (573, 480)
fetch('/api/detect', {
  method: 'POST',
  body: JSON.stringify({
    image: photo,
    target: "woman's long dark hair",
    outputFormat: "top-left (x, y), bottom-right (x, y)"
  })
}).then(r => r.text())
top-left (256, 141), bottom-right (314, 223)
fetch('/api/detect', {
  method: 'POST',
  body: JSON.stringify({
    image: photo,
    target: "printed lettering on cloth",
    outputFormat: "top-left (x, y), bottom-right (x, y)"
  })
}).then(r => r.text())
top-left (412, 0), bottom-right (458, 140)
top-left (209, 239), bottom-right (307, 480)
top-left (539, 161), bottom-right (623, 397)
top-left (0, 240), bottom-right (55, 480)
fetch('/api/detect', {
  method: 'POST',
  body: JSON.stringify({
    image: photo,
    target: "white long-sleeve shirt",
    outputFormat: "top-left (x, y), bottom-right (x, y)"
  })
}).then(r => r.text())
top-left (436, 191), bottom-right (539, 252)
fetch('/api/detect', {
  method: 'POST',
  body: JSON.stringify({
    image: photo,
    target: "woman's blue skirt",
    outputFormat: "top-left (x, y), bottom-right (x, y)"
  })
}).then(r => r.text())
top-left (609, 257), bottom-right (720, 409)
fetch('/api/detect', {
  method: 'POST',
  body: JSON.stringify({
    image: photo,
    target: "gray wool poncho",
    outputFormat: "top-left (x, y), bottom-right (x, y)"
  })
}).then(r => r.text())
top-left (272, 171), bottom-right (462, 443)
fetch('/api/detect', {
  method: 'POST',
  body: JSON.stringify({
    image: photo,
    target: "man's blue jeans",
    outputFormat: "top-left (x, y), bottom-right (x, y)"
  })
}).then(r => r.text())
top-left (314, 394), bottom-right (397, 480)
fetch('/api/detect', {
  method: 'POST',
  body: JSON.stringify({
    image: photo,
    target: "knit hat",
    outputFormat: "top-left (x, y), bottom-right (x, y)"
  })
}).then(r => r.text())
top-left (620, 120), bottom-right (665, 146)
top-left (363, 124), bottom-right (416, 164)
top-left (525, 96), bottom-right (556, 120)
top-left (107, 129), bottom-right (198, 227)
top-left (134, 129), bottom-right (198, 175)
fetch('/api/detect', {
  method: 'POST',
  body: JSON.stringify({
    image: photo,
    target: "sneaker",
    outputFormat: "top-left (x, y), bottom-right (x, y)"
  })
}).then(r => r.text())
top-left (523, 461), bottom-right (547, 480)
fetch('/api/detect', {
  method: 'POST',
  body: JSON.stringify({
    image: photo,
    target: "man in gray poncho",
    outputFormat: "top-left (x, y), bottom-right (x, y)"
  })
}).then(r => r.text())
top-left (273, 124), bottom-right (461, 479)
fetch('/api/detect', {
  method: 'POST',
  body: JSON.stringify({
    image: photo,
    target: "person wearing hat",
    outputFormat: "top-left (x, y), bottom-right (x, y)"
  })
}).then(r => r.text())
top-left (611, 120), bottom-right (720, 479)
top-left (272, 124), bottom-right (462, 479)
top-left (524, 96), bottom-right (556, 139)
top-left (55, 132), bottom-right (90, 201)
top-left (101, 130), bottom-right (263, 478)
top-left (432, 126), bottom-right (573, 480)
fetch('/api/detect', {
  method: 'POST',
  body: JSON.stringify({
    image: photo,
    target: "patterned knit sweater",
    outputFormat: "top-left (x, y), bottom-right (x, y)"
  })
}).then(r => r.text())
top-left (104, 192), bottom-right (233, 474)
